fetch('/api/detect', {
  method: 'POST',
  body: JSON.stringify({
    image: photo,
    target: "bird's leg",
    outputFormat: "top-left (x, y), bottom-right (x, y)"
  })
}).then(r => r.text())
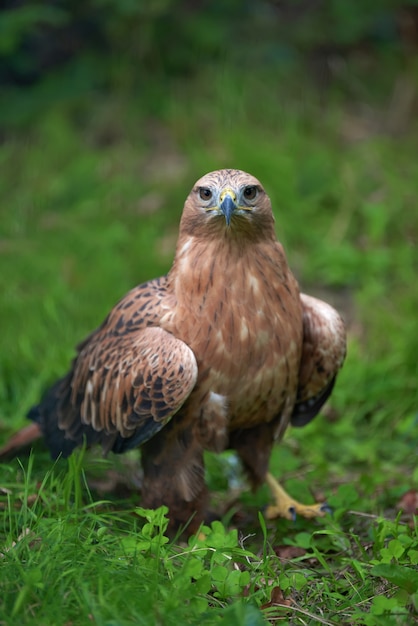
top-left (264, 472), bottom-right (329, 521)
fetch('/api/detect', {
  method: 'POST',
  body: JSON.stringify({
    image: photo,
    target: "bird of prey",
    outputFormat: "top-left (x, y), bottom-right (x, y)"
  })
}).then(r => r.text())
top-left (23, 169), bottom-right (346, 534)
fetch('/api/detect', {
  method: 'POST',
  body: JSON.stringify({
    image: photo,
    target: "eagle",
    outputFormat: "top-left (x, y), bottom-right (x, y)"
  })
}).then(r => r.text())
top-left (18, 169), bottom-right (347, 534)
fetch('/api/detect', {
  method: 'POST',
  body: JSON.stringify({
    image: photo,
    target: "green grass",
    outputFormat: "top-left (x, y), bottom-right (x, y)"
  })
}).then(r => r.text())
top-left (0, 63), bottom-right (417, 624)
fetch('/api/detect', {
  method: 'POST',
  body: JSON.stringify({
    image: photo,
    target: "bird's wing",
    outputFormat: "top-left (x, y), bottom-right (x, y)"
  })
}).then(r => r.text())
top-left (67, 325), bottom-right (197, 443)
top-left (291, 293), bottom-right (346, 426)
top-left (34, 278), bottom-right (198, 454)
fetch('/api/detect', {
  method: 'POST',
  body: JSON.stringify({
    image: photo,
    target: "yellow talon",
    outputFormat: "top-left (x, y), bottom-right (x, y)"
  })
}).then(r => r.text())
top-left (264, 472), bottom-right (329, 521)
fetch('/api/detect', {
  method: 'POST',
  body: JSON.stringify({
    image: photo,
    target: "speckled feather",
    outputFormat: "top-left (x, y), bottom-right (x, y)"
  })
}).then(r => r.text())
top-left (28, 169), bottom-right (346, 533)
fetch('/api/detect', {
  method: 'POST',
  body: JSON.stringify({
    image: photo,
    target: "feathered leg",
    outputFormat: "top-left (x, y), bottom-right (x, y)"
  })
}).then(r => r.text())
top-left (140, 419), bottom-right (209, 536)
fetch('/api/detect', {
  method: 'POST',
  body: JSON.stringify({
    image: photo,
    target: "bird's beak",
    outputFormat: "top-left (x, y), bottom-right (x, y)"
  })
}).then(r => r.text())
top-left (219, 189), bottom-right (237, 226)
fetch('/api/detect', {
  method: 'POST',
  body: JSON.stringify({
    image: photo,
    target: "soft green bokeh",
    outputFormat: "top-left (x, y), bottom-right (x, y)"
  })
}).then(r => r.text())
top-left (0, 3), bottom-right (417, 623)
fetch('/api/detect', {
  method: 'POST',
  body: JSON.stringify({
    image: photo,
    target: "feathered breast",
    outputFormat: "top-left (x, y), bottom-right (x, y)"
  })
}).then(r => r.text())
top-left (162, 234), bottom-right (304, 428)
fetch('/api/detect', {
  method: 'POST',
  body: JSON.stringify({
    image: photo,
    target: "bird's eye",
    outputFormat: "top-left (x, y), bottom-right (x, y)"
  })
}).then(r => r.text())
top-left (243, 186), bottom-right (258, 201)
top-left (199, 188), bottom-right (212, 201)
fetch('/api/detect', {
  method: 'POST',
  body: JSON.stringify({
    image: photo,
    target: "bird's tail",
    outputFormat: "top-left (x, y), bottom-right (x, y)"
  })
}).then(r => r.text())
top-left (0, 377), bottom-right (84, 462)
top-left (26, 377), bottom-right (85, 459)
top-left (0, 422), bottom-right (42, 461)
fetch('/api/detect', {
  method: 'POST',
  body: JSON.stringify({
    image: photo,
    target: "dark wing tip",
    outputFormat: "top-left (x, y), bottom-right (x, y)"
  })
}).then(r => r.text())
top-left (290, 377), bottom-right (336, 427)
top-left (27, 381), bottom-right (93, 459)
top-left (110, 414), bottom-right (169, 454)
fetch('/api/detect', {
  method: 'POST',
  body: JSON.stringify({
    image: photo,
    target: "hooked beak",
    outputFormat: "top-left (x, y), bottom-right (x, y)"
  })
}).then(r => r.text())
top-left (219, 189), bottom-right (237, 226)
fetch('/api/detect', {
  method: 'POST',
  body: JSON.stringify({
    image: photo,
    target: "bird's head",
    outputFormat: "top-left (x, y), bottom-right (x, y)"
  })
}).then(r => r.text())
top-left (179, 169), bottom-right (276, 240)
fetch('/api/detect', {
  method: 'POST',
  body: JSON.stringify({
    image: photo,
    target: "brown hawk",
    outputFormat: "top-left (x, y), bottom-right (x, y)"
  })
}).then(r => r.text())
top-left (19, 170), bottom-right (347, 533)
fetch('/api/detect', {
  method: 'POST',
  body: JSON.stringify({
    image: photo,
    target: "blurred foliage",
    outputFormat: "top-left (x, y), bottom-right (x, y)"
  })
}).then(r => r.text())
top-left (0, 0), bottom-right (414, 89)
top-left (2, 0), bottom-right (417, 135)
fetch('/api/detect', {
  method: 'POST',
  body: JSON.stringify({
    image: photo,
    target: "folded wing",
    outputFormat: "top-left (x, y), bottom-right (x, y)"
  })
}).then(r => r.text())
top-left (28, 273), bottom-right (198, 457)
top-left (291, 294), bottom-right (346, 427)
top-left (70, 326), bottom-right (197, 441)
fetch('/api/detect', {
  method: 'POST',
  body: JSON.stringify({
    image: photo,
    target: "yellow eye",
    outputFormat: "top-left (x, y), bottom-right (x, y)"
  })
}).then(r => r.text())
top-left (199, 187), bottom-right (212, 201)
top-left (243, 186), bottom-right (258, 201)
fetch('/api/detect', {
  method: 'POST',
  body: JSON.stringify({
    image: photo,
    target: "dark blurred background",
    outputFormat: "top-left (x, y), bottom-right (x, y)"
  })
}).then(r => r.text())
top-left (1, 1), bottom-right (417, 121)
